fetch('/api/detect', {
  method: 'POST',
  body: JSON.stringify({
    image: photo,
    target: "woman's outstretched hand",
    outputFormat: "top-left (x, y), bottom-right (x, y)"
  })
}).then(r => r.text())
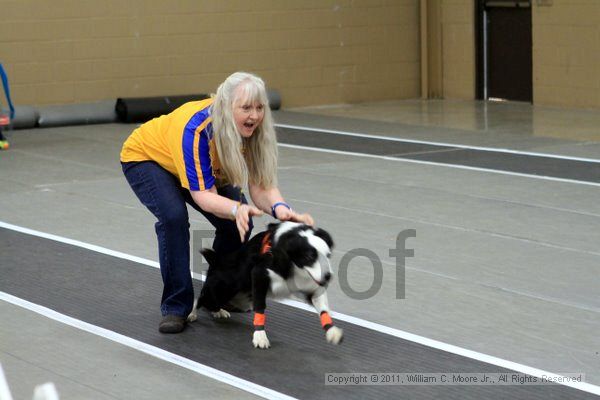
top-left (275, 207), bottom-right (314, 226)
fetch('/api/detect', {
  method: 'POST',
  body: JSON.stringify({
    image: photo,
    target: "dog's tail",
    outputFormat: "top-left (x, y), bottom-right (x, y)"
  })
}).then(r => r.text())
top-left (201, 248), bottom-right (218, 267)
top-left (201, 247), bottom-right (241, 270)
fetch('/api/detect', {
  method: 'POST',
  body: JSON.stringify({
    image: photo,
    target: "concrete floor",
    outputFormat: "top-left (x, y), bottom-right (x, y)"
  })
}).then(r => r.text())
top-left (1, 99), bottom-right (599, 399)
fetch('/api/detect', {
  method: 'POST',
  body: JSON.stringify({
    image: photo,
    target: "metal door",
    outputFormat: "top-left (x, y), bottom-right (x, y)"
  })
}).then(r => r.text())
top-left (476, 0), bottom-right (533, 102)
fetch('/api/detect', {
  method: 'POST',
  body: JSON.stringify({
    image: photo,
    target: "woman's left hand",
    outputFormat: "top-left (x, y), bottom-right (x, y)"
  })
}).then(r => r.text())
top-left (277, 207), bottom-right (314, 226)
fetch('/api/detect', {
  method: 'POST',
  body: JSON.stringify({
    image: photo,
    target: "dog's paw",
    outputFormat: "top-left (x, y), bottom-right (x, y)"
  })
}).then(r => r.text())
top-left (326, 326), bottom-right (344, 345)
top-left (252, 330), bottom-right (271, 349)
top-left (186, 309), bottom-right (198, 322)
top-left (212, 309), bottom-right (231, 319)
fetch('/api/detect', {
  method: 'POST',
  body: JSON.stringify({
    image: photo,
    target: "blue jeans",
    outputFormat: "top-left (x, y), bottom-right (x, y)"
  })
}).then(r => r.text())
top-left (122, 161), bottom-right (252, 317)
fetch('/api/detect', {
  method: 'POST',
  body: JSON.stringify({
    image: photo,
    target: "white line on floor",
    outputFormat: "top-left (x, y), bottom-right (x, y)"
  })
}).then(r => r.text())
top-left (275, 123), bottom-right (600, 163)
top-left (277, 143), bottom-right (600, 187)
top-left (1, 220), bottom-right (599, 396)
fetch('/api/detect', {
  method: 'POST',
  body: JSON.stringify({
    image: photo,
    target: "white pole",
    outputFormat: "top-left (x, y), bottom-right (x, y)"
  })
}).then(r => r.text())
top-left (0, 364), bottom-right (14, 400)
top-left (32, 383), bottom-right (60, 400)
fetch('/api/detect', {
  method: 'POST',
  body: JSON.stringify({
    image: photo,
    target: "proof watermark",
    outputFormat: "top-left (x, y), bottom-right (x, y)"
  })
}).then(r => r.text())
top-left (192, 229), bottom-right (215, 277)
top-left (192, 228), bottom-right (416, 299)
top-left (325, 372), bottom-right (586, 386)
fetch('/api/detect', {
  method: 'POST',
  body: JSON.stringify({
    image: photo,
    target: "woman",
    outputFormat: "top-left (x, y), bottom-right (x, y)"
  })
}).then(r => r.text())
top-left (120, 72), bottom-right (314, 333)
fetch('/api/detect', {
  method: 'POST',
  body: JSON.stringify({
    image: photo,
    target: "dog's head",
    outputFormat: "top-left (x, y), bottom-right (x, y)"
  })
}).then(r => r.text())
top-left (272, 222), bottom-right (335, 288)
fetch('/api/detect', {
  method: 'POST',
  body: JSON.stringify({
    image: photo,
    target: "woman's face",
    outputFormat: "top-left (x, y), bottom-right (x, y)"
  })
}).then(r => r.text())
top-left (233, 86), bottom-right (265, 138)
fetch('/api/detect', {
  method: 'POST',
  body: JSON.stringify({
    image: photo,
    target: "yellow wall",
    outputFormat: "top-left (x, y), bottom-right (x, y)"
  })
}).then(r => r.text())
top-left (532, 1), bottom-right (600, 109)
top-left (1, 1), bottom-right (598, 109)
top-left (440, 0), bottom-right (475, 100)
top-left (0, 0), bottom-right (420, 107)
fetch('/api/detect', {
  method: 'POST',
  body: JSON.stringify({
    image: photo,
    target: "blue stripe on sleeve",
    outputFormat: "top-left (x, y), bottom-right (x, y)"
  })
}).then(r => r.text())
top-left (182, 109), bottom-right (211, 191)
top-left (199, 128), bottom-right (215, 190)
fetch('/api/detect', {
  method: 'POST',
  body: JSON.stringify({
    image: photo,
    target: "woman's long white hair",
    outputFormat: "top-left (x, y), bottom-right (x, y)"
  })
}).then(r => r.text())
top-left (211, 72), bottom-right (278, 189)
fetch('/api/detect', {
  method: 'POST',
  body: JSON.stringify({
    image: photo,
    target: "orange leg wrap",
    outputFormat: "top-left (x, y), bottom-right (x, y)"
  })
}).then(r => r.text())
top-left (253, 312), bottom-right (266, 328)
top-left (320, 311), bottom-right (333, 330)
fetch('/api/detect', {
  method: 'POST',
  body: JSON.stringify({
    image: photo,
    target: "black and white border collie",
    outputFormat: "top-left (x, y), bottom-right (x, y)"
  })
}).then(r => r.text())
top-left (187, 221), bottom-right (343, 349)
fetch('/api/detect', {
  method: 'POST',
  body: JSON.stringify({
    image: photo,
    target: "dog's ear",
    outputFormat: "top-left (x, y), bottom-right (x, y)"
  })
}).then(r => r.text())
top-left (201, 248), bottom-right (217, 266)
top-left (279, 234), bottom-right (306, 255)
top-left (280, 235), bottom-right (318, 267)
top-left (314, 228), bottom-right (334, 250)
top-left (272, 234), bottom-right (303, 272)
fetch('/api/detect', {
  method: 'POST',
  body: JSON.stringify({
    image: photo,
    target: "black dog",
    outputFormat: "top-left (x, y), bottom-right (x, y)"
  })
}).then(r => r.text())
top-left (187, 221), bottom-right (343, 348)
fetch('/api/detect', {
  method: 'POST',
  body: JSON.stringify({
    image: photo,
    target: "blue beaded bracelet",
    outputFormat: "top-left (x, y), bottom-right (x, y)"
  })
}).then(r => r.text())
top-left (271, 202), bottom-right (291, 218)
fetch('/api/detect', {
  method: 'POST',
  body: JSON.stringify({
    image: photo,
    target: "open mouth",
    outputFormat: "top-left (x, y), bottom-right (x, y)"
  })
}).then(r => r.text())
top-left (306, 269), bottom-right (328, 287)
top-left (243, 122), bottom-right (255, 130)
top-left (299, 256), bottom-right (331, 287)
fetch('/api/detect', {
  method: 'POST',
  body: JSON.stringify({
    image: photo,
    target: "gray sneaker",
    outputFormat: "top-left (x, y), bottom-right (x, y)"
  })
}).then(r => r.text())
top-left (159, 315), bottom-right (186, 334)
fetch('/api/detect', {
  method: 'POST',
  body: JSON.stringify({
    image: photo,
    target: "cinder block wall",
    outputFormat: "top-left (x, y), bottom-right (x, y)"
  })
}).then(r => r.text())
top-left (533, 1), bottom-right (600, 109)
top-left (0, 0), bottom-right (420, 108)
top-left (440, 0), bottom-right (475, 100)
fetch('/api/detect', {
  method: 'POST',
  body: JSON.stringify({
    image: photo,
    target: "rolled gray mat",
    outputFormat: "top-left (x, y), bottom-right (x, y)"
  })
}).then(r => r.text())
top-left (115, 94), bottom-right (210, 123)
top-left (37, 100), bottom-right (118, 128)
top-left (267, 89), bottom-right (281, 110)
top-left (116, 90), bottom-right (281, 123)
top-left (11, 105), bottom-right (39, 129)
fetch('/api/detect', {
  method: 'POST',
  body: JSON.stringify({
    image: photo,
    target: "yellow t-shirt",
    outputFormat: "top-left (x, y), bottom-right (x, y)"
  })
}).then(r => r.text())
top-left (120, 98), bottom-right (224, 190)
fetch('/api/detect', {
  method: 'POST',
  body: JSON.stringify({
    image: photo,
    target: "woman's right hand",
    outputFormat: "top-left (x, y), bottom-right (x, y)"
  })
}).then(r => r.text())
top-left (235, 204), bottom-right (263, 242)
